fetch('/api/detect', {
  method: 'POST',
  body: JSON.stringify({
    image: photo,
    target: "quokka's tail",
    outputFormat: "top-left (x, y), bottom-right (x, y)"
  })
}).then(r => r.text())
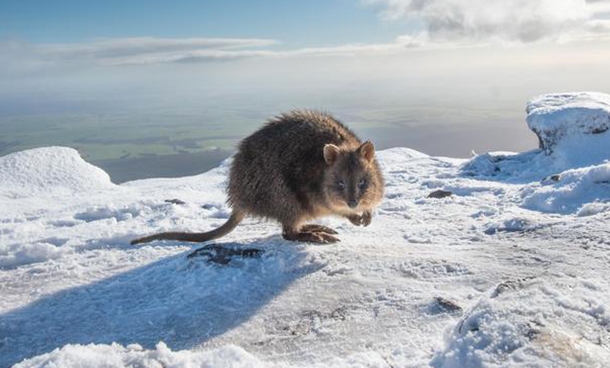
top-left (130, 211), bottom-right (244, 245)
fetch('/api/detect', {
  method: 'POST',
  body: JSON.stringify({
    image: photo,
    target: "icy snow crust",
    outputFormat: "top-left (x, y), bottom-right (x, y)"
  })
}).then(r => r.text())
top-left (2, 108), bottom-right (610, 366)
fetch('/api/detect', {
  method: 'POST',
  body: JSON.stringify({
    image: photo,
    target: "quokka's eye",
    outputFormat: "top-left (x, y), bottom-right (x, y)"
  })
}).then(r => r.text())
top-left (358, 179), bottom-right (367, 188)
top-left (337, 180), bottom-right (346, 190)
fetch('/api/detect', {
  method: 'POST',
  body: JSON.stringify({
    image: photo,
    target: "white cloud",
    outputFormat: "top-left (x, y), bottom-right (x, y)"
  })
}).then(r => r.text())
top-left (0, 36), bottom-right (422, 69)
top-left (367, 0), bottom-right (610, 44)
top-left (37, 37), bottom-right (278, 65)
top-left (587, 0), bottom-right (610, 17)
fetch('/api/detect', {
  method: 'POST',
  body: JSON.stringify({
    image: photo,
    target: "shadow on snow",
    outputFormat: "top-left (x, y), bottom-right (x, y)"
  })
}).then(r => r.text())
top-left (0, 238), bottom-right (321, 367)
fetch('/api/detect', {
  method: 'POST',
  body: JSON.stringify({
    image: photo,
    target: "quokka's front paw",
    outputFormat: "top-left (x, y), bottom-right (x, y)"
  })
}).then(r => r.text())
top-left (362, 211), bottom-right (372, 226)
top-left (348, 211), bottom-right (372, 227)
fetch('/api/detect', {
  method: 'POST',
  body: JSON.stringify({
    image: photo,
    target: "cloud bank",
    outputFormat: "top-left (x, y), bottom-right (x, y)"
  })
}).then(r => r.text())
top-left (368, 0), bottom-right (610, 44)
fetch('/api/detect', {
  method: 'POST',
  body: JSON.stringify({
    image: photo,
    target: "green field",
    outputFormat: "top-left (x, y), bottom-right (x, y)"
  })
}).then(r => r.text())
top-left (0, 106), bottom-right (266, 182)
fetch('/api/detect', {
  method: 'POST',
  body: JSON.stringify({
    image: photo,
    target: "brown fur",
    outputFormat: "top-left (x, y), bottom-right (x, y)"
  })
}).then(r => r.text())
top-left (131, 110), bottom-right (384, 245)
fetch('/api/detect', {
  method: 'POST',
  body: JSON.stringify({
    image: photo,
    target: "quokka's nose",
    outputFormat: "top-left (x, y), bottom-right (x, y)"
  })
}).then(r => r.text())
top-left (348, 200), bottom-right (358, 208)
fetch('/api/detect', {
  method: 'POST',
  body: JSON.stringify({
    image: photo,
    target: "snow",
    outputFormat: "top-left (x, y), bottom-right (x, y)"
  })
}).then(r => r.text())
top-left (2, 94), bottom-right (610, 367)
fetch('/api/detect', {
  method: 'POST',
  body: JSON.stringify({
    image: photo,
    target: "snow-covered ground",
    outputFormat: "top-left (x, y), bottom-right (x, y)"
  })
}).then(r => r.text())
top-left (2, 93), bottom-right (610, 367)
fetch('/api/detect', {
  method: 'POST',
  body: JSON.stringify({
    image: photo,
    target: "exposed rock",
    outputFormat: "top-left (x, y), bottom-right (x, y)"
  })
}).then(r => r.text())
top-left (434, 297), bottom-right (463, 313)
top-left (164, 198), bottom-right (186, 205)
top-left (491, 276), bottom-right (537, 298)
top-left (540, 174), bottom-right (561, 185)
top-left (427, 189), bottom-right (453, 199)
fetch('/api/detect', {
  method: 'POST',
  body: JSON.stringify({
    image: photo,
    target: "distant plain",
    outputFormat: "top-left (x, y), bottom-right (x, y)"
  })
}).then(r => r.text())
top-left (0, 92), bottom-right (537, 183)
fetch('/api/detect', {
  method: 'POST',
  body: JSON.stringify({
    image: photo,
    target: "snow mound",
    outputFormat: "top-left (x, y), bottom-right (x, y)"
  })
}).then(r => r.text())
top-left (0, 241), bottom-right (67, 269)
top-left (521, 162), bottom-right (610, 215)
top-left (13, 342), bottom-right (263, 368)
top-left (462, 152), bottom-right (610, 215)
top-left (0, 147), bottom-right (116, 198)
top-left (461, 150), bottom-right (542, 180)
top-left (14, 341), bottom-right (417, 368)
top-left (527, 92), bottom-right (610, 160)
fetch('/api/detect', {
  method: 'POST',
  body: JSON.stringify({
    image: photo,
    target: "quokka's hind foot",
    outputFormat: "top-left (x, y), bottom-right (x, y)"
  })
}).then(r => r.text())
top-left (282, 229), bottom-right (340, 244)
top-left (300, 224), bottom-right (338, 235)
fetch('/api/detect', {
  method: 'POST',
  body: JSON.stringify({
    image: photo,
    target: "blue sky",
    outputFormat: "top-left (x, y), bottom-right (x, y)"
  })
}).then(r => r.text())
top-left (0, 0), bottom-right (418, 47)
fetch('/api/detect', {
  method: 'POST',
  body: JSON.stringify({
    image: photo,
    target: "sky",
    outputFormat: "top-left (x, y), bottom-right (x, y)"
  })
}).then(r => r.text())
top-left (0, 0), bottom-right (416, 47)
top-left (1, 0), bottom-right (610, 156)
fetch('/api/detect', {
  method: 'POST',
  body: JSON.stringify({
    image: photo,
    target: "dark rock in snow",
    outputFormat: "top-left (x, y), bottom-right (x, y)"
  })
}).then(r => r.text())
top-left (434, 297), bottom-right (463, 313)
top-left (165, 198), bottom-right (186, 205)
top-left (427, 189), bottom-right (453, 199)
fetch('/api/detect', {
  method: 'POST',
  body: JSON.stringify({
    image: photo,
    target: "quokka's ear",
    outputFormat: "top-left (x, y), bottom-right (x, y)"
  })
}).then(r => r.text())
top-left (323, 144), bottom-right (341, 165)
top-left (359, 141), bottom-right (375, 163)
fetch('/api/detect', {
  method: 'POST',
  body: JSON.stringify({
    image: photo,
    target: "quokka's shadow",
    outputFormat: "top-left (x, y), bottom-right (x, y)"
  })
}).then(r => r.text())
top-left (0, 238), bottom-right (321, 367)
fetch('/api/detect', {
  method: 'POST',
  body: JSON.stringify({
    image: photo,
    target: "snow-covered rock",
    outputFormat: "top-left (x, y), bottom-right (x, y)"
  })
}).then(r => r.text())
top-left (526, 92), bottom-right (610, 160)
top-left (460, 93), bottom-right (610, 216)
top-left (462, 92), bottom-right (610, 215)
top-left (0, 146), bottom-right (116, 199)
